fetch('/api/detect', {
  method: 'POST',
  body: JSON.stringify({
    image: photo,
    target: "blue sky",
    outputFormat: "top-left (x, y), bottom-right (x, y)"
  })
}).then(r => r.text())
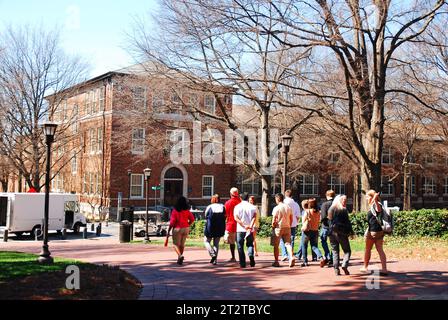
top-left (0, 0), bottom-right (158, 77)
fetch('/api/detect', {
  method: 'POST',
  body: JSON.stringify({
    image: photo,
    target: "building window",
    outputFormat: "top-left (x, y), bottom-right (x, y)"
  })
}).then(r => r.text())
top-left (89, 128), bottom-right (96, 153)
top-left (85, 92), bottom-right (90, 115)
top-left (270, 174), bottom-right (291, 195)
top-left (131, 128), bottom-right (145, 154)
top-left (71, 153), bottom-right (77, 175)
top-left (204, 95), bottom-right (216, 114)
top-left (401, 175), bottom-right (416, 195)
top-left (99, 87), bottom-right (105, 111)
top-left (97, 174), bottom-right (102, 195)
top-left (423, 176), bottom-right (436, 195)
top-left (328, 175), bottom-right (345, 195)
top-left (202, 175), bottom-right (214, 198)
top-left (381, 176), bottom-right (394, 196)
top-left (83, 173), bottom-right (88, 194)
top-left (152, 93), bottom-right (165, 113)
top-left (189, 93), bottom-right (199, 111)
top-left (329, 152), bottom-right (340, 163)
top-left (72, 105), bottom-right (79, 133)
top-left (62, 100), bottom-right (68, 121)
top-left (97, 127), bottom-right (103, 153)
top-left (170, 92), bottom-right (182, 114)
top-left (382, 147), bottom-right (393, 164)
top-left (443, 177), bottom-right (448, 195)
top-left (424, 153), bottom-right (434, 165)
top-left (52, 174), bottom-right (64, 193)
top-left (165, 129), bottom-right (186, 154)
top-left (237, 174), bottom-right (260, 196)
top-left (130, 174), bottom-right (144, 198)
top-left (91, 90), bottom-right (97, 114)
top-left (299, 174), bottom-right (318, 196)
top-left (133, 87), bottom-right (147, 110)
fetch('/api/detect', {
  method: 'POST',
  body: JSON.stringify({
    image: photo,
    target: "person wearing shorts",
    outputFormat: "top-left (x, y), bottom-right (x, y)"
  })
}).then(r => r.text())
top-left (166, 196), bottom-right (195, 265)
top-left (271, 193), bottom-right (295, 268)
top-left (224, 187), bottom-right (241, 262)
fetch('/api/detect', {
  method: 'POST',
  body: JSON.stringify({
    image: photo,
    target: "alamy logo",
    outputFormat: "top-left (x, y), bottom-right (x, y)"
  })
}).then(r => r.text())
top-left (365, 268), bottom-right (381, 290)
top-left (65, 265), bottom-right (80, 290)
top-left (168, 121), bottom-right (280, 175)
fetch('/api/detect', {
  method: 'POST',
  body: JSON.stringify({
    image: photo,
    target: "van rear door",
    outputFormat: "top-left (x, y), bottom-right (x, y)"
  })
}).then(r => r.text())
top-left (0, 196), bottom-right (7, 227)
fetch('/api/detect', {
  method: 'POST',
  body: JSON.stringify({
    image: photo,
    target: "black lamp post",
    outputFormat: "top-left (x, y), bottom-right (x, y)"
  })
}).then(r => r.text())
top-left (127, 169), bottom-right (132, 207)
top-left (143, 168), bottom-right (152, 243)
top-left (38, 122), bottom-right (58, 264)
top-left (281, 134), bottom-right (293, 194)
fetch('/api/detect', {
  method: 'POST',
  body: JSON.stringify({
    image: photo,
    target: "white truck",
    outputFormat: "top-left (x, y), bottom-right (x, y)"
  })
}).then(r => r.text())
top-left (0, 193), bottom-right (86, 238)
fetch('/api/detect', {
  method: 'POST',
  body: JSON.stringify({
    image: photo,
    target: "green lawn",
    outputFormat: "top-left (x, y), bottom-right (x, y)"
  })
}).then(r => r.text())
top-left (0, 251), bottom-right (83, 281)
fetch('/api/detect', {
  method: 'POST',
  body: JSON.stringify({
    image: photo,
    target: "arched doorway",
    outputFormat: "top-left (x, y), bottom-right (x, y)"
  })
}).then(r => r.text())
top-left (163, 167), bottom-right (184, 207)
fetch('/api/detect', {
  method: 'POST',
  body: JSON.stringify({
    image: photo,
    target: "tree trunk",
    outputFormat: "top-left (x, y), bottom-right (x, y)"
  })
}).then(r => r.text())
top-left (359, 160), bottom-right (381, 212)
top-left (352, 174), bottom-right (361, 212)
top-left (261, 175), bottom-right (272, 217)
top-left (403, 163), bottom-right (411, 211)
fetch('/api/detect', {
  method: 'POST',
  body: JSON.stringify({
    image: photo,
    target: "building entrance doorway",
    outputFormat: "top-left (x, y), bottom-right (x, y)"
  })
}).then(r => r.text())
top-left (163, 167), bottom-right (184, 207)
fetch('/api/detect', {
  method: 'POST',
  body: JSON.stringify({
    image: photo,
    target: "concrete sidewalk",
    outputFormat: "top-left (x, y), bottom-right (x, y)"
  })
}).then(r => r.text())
top-left (2, 238), bottom-right (448, 300)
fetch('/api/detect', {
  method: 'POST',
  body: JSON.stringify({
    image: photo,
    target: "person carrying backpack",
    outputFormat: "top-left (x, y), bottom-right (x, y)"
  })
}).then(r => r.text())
top-left (360, 190), bottom-right (389, 276)
top-left (204, 194), bottom-right (226, 265)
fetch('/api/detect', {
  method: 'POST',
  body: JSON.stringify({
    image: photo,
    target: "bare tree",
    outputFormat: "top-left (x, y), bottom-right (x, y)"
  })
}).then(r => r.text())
top-left (128, 0), bottom-right (315, 215)
top-left (0, 25), bottom-right (89, 192)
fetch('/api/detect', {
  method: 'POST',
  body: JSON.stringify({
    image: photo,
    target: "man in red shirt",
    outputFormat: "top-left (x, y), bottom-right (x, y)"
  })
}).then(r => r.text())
top-left (224, 187), bottom-right (241, 262)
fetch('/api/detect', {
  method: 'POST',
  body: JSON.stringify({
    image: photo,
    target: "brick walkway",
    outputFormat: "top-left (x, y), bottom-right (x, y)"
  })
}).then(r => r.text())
top-left (2, 238), bottom-right (448, 300)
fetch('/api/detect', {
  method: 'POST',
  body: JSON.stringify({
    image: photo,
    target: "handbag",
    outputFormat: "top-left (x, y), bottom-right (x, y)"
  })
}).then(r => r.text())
top-left (301, 210), bottom-right (311, 232)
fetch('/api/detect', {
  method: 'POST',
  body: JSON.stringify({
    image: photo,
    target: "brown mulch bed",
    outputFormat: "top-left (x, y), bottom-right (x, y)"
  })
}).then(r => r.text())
top-left (0, 264), bottom-right (142, 300)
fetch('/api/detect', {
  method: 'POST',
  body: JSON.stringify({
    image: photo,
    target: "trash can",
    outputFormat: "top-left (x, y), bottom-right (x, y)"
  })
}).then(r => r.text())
top-left (119, 220), bottom-right (132, 243)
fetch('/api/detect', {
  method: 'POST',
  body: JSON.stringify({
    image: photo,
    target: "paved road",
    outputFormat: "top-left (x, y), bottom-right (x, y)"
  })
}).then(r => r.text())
top-left (2, 237), bottom-right (448, 300)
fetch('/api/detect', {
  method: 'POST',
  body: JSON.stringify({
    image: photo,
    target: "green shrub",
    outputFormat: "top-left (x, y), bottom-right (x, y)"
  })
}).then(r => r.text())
top-left (349, 209), bottom-right (448, 237)
top-left (258, 216), bottom-right (273, 238)
top-left (189, 219), bottom-right (207, 237)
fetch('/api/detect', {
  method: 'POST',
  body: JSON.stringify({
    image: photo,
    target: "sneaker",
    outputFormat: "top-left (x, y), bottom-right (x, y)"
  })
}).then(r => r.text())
top-left (249, 257), bottom-right (256, 267)
top-left (272, 261), bottom-right (280, 267)
top-left (300, 262), bottom-right (309, 267)
top-left (379, 271), bottom-right (389, 276)
top-left (335, 268), bottom-right (341, 276)
top-left (319, 258), bottom-right (328, 268)
top-left (177, 255), bottom-right (184, 265)
top-left (213, 259), bottom-right (217, 265)
top-left (210, 256), bottom-right (217, 264)
top-left (281, 256), bottom-right (288, 262)
top-left (289, 258), bottom-right (296, 268)
top-left (342, 266), bottom-right (350, 275)
top-left (359, 267), bottom-right (370, 273)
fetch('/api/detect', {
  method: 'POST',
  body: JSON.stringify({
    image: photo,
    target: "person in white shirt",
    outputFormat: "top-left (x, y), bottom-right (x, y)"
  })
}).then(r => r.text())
top-left (280, 190), bottom-right (301, 261)
top-left (271, 193), bottom-right (295, 268)
top-left (233, 192), bottom-right (257, 268)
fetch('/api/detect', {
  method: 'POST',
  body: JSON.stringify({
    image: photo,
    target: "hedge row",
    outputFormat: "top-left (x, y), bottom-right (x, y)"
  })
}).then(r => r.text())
top-left (189, 209), bottom-right (448, 238)
top-left (190, 209), bottom-right (448, 237)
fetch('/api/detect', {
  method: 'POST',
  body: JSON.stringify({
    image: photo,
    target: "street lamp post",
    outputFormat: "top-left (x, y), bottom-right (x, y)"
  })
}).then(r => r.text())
top-left (38, 122), bottom-right (58, 264)
top-left (143, 168), bottom-right (152, 243)
top-left (281, 134), bottom-right (293, 194)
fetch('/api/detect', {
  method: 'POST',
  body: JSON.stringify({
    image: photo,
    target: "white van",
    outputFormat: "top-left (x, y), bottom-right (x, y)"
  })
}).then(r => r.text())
top-left (0, 193), bottom-right (87, 238)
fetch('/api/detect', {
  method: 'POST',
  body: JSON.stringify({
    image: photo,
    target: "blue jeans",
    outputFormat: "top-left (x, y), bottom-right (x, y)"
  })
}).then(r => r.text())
top-left (236, 232), bottom-right (254, 267)
top-left (302, 230), bottom-right (323, 263)
top-left (320, 227), bottom-right (333, 262)
top-left (295, 231), bottom-right (317, 260)
top-left (280, 227), bottom-right (296, 258)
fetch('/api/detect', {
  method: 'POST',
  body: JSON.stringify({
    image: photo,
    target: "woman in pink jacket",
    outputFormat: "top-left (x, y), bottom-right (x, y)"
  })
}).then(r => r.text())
top-left (166, 196), bottom-right (195, 265)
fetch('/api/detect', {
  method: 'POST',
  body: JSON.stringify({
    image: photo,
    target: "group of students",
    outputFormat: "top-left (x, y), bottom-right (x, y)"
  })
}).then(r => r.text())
top-left (165, 187), bottom-right (389, 276)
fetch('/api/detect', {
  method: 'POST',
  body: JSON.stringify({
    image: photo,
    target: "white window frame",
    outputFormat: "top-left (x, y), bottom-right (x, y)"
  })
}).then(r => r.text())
top-left (89, 128), bottom-right (96, 154)
top-left (189, 93), bottom-right (199, 111)
top-left (381, 175), bottom-right (394, 196)
top-left (71, 152), bottom-right (77, 175)
top-left (202, 175), bottom-right (214, 198)
top-left (204, 94), bottom-right (216, 114)
top-left (329, 152), bottom-right (340, 163)
top-left (382, 147), bottom-right (393, 164)
top-left (299, 174), bottom-right (319, 196)
top-left (91, 90), bottom-right (97, 114)
top-left (97, 127), bottom-right (103, 154)
top-left (238, 174), bottom-right (260, 196)
top-left (423, 176), bottom-right (437, 195)
top-left (443, 177), bottom-right (448, 195)
top-left (170, 92), bottom-right (183, 114)
top-left (131, 128), bottom-right (145, 155)
top-left (99, 87), bottom-right (105, 111)
top-left (130, 174), bottom-right (144, 199)
top-left (401, 175), bottom-right (416, 196)
top-left (328, 174), bottom-right (345, 195)
top-left (424, 153), bottom-right (434, 166)
top-left (152, 93), bottom-right (165, 113)
top-left (133, 86), bottom-right (147, 110)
